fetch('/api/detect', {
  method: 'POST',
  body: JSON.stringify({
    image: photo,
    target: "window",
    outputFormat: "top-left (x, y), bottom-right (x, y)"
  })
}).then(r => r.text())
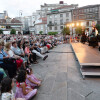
top-left (54, 20), bottom-right (57, 25)
top-left (60, 26), bottom-right (63, 29)
top-left (66, 19), bottom-right (69, 22)
top-left (87, 9), bottom-right (89, 13)
top-left (86, 15), bottom-right (90, 19)
top-left (48, 8), bottom-right (51, 10)
top-left (89, 14), bottom-right (93, 19)
top-left (54, 15), bottom-right (57, 18)
top-left (66, 13), bottom-right (69, 17)
top-left (49, 21), bottom-right (52, 24)
top-left (55, 26), bottom-right (57, 30)
top-left (86, 21), bottom-right (89, 26)
top-left (95, 7), bottom-right (98, 12)
top-left (79, 15), bottom-right (85, 20)
top-left (60, 14), bottom-right (63, 18)
top-left (6, 26), bottom-right (11, 29)
top-left (60, 19), bottom-right (63, 24)
top-left (49, 15), bottom-right (52, 19)
top-left (84, 9), bottom-right (86, 13)
top-left (89, 8), bottom-right (93, 12)
top-left (41, 25), bottom-right (43, 30)
top-left (49, 26), bottom-right (52, 30)
top-left (95, 13), bottom-right (99, 19)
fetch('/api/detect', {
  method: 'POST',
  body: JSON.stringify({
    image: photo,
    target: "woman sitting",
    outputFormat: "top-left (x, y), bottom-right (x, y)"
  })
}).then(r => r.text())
top-left (11, 41), bottom-right (27, 69)
top-left (0, 42), bottom-right (17, 78)
top-left (5, 42), bottom-right (23, 69)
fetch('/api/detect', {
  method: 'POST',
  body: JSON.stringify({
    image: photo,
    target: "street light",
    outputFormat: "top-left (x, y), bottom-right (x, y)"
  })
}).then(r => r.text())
top-left (81, 22), bottom-right (84, 26)
top-left (70, 24), bottom-right (72, 27)
top-left (67, 24), bottom-right (69, 27)
top-left (72, 23), bottom-right (75, 27)
top-left (76, 23), bottom-right (79, 26)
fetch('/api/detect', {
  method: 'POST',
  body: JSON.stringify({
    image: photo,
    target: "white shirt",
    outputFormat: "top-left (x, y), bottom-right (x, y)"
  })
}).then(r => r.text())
top-left (8, 50), bottom-right (14, 57)
top-left (1, 90), bottom-right (15, 100)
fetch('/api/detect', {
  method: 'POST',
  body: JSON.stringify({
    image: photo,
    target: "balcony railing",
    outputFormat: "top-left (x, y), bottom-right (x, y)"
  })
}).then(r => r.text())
top-left (47, 23), bottom-right (54, 26)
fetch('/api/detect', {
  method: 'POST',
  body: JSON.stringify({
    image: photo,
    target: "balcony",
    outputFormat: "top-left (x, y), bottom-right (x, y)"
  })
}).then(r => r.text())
top-left (47, 23), bottom-right (54, 26)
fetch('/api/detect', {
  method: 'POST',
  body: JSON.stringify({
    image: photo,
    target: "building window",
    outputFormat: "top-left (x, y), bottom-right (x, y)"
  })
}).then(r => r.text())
top-left (86, 15), bottom-right (90, 19)
top-left (55, 26), bottom-right (57, 30)
top-left (84, 9), bottom-right (86, 13)
top-left (60, 19), bottom-right (63, 24)
top-left (66, 13), bottom-right (69, 17)
top-left (95, 7), bottom-right (98, 12)
top-left (87, 9), bottom-right (89, 13)
top-left (60, 26), bottom-right (63, 30)
top-left (86, 21), bottom-right (89, 26)
top-left (41, 25), bottom-right (43, 30)
top-left (54, 15), bottom-right (57, 18)
top-left (89, 8), bottom-right (93, 12)
top-left (48, 8), bottom-right (51, 10)
top-left (49, 26), bottom-right (52, 30)
top-left (95, 13), bottom-right (99, 19)
top-left (60, 14), bottom-right (63, 18)
top-left (89, 14), bottom-right (93, 19)
top-left (49, 15), bottom-right (52, 19)
top-left (6, 26), bottom-right (11, 29)
top-left (49, 21), bottom-right (52, 24)
top-left (54, 20), bottom-right (57, 25)
top-left (66, 19), bottom-right (69, 22)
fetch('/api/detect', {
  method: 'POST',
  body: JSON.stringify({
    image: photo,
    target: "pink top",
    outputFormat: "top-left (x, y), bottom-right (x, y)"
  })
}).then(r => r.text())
top-left (25, 47), bottom-right (31, 54)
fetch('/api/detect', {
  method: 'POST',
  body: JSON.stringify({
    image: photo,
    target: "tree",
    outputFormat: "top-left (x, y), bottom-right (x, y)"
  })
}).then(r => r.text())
top-left (10, 29), bottom-right (16, 34)
top-left (0, 29), bottom-right (3, 34)
top-left (39, 31), bottom-right (43, 35)
top-left (61, 27), bottom-right (70, 35)
top-left (96, 24), bottom-right (100, 33)
top-left (75, 27), bottom-right (82, 35)
top-left (48, 32), bottom-right (58, 35)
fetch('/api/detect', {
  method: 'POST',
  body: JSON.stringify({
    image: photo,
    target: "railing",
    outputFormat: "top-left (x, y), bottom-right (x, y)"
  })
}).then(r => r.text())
top-left (47, 23), bottom-right (54, 26)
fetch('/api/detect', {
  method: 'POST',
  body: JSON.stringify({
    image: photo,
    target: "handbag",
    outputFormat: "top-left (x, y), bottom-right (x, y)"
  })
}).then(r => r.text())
top-left (3, 58), bottom-right (16, 64)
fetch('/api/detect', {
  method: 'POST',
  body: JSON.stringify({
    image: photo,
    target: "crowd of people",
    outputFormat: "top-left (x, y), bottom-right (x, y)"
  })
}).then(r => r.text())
top-left (0, 34), bottom-right (63, 100)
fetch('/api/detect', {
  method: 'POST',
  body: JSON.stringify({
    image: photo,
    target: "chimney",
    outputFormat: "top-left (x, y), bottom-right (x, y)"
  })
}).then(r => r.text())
top-left (59, 1), bottom-right (64, 4)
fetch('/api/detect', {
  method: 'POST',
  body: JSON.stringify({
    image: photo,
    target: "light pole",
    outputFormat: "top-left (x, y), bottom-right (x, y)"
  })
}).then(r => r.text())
top-left (19, 10), bottom-right (23, 34)
top-left (71, 23), bottom-right (75, 35)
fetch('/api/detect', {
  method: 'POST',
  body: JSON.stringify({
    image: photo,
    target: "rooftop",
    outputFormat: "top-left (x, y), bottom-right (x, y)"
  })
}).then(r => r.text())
top-left (0, 18), bottom-right (22, 25)
top-left (74, 4), bottom-right (100, 10)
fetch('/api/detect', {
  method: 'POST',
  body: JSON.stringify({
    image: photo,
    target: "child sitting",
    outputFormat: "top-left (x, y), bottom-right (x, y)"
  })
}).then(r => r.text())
top-left (26, 68), bottom-right (41, 88)
top-left (1, 77), bottom-right (15, 100)
top-left (15, 70), bottom-right (37, 100)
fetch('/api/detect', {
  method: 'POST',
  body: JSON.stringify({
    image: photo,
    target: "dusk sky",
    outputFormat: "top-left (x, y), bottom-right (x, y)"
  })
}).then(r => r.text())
top-left (0, 0), bottom-right (100, 17)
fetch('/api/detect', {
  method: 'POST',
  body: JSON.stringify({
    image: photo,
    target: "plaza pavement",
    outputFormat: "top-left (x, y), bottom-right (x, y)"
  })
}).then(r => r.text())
top-left (1, 44), bottom-right (99, 100)
top-left (32, 44), bottom-right (100, 100)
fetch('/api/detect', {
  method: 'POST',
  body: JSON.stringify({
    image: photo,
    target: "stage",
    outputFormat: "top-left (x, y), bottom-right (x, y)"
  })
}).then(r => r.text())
top-left (71, 42), bottom-right (100, 79)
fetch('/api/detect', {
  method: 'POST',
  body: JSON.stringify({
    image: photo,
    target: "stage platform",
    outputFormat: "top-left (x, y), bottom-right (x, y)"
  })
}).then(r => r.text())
top-left (71, 43), bottom-right (100, 79)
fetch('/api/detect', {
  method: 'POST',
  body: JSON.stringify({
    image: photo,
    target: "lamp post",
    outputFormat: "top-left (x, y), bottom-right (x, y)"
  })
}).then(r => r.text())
top-left (71, 23), bottom-right (75, 35)
top-left (19, 10), bottom-right (23, 34)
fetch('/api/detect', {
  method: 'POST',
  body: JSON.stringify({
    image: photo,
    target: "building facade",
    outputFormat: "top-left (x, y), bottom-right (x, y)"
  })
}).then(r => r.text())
top-left (0, 17), bottom-right (22, 34)
top-left (16, 13), bottom-right (37, 34)
top-left (35, 1), bottom-right (78, 34)
top-left (35, 17), bottom-right (47, 34)
top-left (72, 4), bottom-right (100, 34)
top-left (0, 11), bottom-right (8, 19)
top-left (47, 4), bottom-right (78, 34)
